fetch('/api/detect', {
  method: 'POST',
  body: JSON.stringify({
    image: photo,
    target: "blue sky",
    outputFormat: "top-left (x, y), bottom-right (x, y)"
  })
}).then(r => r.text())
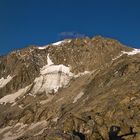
top-left (0, 0), bottom-right (140, 55)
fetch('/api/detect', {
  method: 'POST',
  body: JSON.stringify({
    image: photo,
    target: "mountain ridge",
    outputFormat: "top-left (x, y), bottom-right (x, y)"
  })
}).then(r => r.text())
top-left (0, 36), bottom-right (140, 140)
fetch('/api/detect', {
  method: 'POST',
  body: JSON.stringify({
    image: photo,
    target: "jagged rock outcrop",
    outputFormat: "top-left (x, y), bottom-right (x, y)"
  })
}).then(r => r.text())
top-left (0, 36), bottom-right (140, 140)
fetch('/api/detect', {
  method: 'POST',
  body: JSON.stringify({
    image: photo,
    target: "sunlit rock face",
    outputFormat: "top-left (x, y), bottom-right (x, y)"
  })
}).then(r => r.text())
top-left (0, 36), bottom-right (140, 140)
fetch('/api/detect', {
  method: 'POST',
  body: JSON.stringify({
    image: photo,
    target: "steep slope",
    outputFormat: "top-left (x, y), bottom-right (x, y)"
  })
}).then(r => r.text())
top-left (0, 36), bottom-right (140, 140)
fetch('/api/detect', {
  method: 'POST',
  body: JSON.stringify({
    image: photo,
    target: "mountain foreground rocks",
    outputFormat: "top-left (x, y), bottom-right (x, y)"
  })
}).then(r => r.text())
top-left (0, 36), bottom-right (140, 140)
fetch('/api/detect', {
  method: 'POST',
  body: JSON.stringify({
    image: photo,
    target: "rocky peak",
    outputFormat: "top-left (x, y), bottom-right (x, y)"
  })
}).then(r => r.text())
top-left (0, 36), bottom-right (140, 140)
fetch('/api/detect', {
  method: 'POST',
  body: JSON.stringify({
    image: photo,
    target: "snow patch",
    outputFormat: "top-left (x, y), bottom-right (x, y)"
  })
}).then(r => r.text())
top-left (32, 65), bottom-right (91, 95)
top-left (112, 53), bottom-right (123, 61)
top-left (47, 54), bottom-right (54, 65)
top-left (74, 71), bottom-right (90, 78)
top-left (73, 91), bottom-right (84, 103)
top-left (122, 48), bottom-right (140, 56)
top-left (112, 48), bottom-right (140, 61)
top-left (27, 93), bottom-right (36, 97)
top-left (37, 39), bottom-right (71, 49)
top-left (0, 75), bottom-right (13, 88)
top-left (52, 40), bottom-right (65, 45)
top-left (40, 64), bottom-right (72, 75)
top-left (38, 45), bottom-right (48, 50)
top-left (33, 66), bottom-right (73, 94)
top-left (31, 54), bottom-right (73, 94)
top-left (0, 85), bottom-right (31, 104)
top-left (18, 105), bottom-right (24, 109)
top-left (52, 39), bottom-right (71, 46)
top-left (30, 53), bottom-right (90, 95)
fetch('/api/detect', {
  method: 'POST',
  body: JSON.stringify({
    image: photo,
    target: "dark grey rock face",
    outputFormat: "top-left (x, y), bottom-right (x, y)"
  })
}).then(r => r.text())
top-left (0, 36), bottom-right (140, 140)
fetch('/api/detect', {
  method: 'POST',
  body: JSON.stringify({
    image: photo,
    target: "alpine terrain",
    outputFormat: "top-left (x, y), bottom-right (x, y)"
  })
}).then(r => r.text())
top-left (0, 36), bottom-right (140, 140)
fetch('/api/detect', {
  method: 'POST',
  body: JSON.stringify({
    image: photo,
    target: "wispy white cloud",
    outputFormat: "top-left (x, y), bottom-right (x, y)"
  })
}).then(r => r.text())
top-left (59, 31), bottom-right (86, 39)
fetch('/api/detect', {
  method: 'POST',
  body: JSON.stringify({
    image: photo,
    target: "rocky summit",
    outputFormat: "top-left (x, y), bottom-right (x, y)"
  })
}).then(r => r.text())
top-left (0, 36), bottom-right (140, 140)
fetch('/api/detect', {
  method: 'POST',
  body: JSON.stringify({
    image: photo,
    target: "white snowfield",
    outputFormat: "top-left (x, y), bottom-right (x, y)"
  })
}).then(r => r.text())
top-left (112, 53), bottom-right (123, 61)
top-left (38, 39), bottom-right (71, 49)
top-left (113, 48), bottom-right (140, 61)
top-left (32, 54), bottom-right (73, 94)
top-left (38, 45), bottom-right (48, 50)
top-left (52, 40), bottom-right (65, 45)
top-left (0, 75), bottom-right (13, 88)
top-left (47, 54), bottom-right (54, 65)
top-left (0, 85), bottom-right (31, 104)
top-left (74, 71), bottom-right (90, 78)
top-left (122, 48), bottom-right (140, 55)
top-left (52, 39), bottom-right (71, 46)
top-left (40, 64), bottom-right (72, 75)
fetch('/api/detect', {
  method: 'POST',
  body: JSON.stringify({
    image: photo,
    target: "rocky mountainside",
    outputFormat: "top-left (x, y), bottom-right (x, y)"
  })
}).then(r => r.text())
top-left (0, 36), bottom-right (140, 140)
